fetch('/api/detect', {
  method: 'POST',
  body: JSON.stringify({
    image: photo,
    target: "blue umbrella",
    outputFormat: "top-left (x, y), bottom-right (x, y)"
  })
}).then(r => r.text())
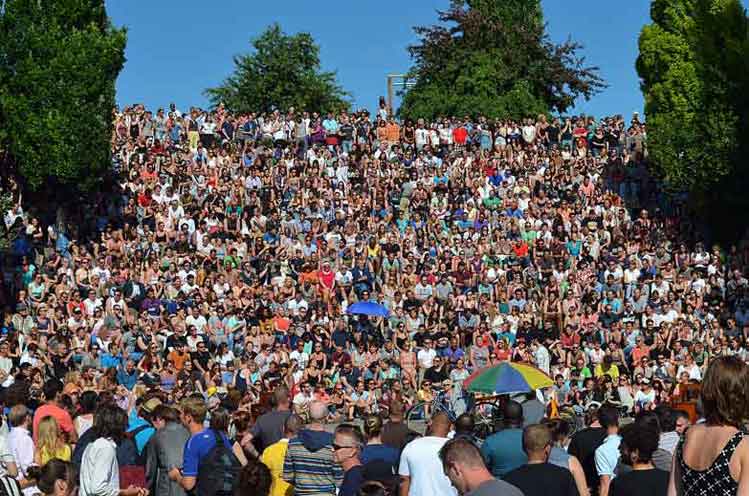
top-left (346, 301), bottom-right (390, 318)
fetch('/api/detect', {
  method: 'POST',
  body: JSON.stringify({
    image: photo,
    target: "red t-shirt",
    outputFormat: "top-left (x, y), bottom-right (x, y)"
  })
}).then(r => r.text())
top-left (33, 403), bottom-right (75, 443)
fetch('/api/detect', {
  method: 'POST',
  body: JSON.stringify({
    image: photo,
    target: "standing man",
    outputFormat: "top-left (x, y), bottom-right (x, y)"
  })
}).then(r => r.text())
top-left (332, 425), bottom-right (365, 496)
top-left (399, 412), bottom-right (456, 496)
top-left (32, 379), bottom-right (77, 444)
top-left (568, 407), bottom-right (607, 495)
top-left (439, 438), bottom-right (523, 496)
top-left (7, 406), bottom-right (34, 496)
top-left (381, 401), bottom-right (412, 452)
top-left (594, 406), bottom-right (621, 496)
top-left (241, 386), bottom-right (293, 456)
top-left (282, 401), bottom-right (342, 496)
top-left (145, 405), bottom-right (190, 496)
top-left (481, 400), bottom-right (527, 477)
top-left (503, 424), bottom-right (578, 496)
top-left (262, 414), bottom-right (301, 496)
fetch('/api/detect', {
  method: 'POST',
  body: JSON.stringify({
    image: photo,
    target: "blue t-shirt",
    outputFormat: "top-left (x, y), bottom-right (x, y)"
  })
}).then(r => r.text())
top-left (361, 444), bottom-right (399, 471)
top-left (480, 428), bottom-right (527, 477)
top-left (182, 429), bottom-right (232, 477)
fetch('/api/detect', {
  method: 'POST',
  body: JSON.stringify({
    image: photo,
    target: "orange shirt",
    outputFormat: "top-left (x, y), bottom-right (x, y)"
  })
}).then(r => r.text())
top-left (385, 123), bottom-right (401, 143)
top-left (167, 350), bottom-right (189, 371)
top-left (33, 404), bottom-right (75, 443)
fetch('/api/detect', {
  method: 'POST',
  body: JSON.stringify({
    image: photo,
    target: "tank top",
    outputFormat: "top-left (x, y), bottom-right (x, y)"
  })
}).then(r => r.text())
top-left (678, 430), bottom-right (744, 495)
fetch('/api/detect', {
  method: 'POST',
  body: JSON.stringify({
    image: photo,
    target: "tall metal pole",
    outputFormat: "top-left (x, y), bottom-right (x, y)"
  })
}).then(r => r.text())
top-left (387, 75), bottom-right (394, 117)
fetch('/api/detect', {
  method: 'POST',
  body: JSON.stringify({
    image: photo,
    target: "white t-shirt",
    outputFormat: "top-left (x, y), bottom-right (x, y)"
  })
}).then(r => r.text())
top-left (399, 436), bottom-right (457, 496)
top-left (417, 348), bottom-right (437, 369)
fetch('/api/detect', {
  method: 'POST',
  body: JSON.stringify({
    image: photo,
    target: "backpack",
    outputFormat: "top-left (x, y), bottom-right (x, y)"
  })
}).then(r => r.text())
top-left (196, 430), bottom-right (241, 496)
top-left (118, 424), bottom-right (151, 489)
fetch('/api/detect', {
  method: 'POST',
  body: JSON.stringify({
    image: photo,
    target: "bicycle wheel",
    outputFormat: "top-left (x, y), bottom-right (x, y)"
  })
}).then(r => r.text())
top-left (405, 401), bottom-right (430, 434)
top-left (471, 398), bottom-right (502, 439)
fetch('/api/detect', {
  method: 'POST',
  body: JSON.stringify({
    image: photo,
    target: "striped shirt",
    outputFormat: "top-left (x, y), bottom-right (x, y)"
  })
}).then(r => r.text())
top-left (282, 430), bottom-right (342, 496)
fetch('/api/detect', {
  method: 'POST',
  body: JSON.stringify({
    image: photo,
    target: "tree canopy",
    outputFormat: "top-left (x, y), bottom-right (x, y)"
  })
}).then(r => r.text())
top-left (637, 0), bottom-right (749, 239)
top-left (205, 24), bottom-right (349, 114)
top-left (0, 0), bottom-right (126, 192)
top-left (399, 0), bottom-right (605, 120)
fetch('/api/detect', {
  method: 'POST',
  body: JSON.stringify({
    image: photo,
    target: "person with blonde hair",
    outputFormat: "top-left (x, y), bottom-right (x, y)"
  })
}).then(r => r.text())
top-left (34, 417), bottom-right (71, 466)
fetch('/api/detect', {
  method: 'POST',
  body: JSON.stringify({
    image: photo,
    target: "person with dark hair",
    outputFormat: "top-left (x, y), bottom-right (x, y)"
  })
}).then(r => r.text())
top-left (594, 405), bottom-right (620, 496)
top-left (79, 403), bottom-right (147, 496)
top-left (654, 405), bottom-right (679, 459)
top-left (240, 385), bottom-right (292, 456)
top-left (669, 356), bottom-right (749, 495)
top-left (568, 406), bottom-right (607, 496)
top-left (75, 391), bottom-right (98, 437)
top-left (145, 405), bottom-right (189, 496)
top-left (33, 379), bottom-right (76, 444)
top-left (452, 413), bottom-right (480, 447)
top-left (673, 410), bottom-right (690, 435)
top-left (361, 415), bottom-right (398, 472)
top-left (481, 400), bottom-right (527, 477)
top-left (333, 424), bottom-right (365, 496)
top-left (262, 414), bottom-right (301, 496)
top-left (503, 424), bottom-right (578, 496)
top-left (544, 419), bottom-right (588, 496)
top-left (632, 411), bottom-right (671, 472)
top-left (236, 456), bottom-right (272, 496)
top-left (34, 458), bottom-right (78, 496)
top-left (610, 423), bottom-right (668, 496)
top-left (439, 437), bottom-right (522, 496)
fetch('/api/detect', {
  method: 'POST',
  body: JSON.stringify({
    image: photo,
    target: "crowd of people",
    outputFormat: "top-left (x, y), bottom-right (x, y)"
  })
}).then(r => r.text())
top-left (0, 100), bottom-right (746, 495)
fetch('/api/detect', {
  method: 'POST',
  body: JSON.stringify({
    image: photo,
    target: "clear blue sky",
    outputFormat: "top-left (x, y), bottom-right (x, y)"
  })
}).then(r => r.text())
top-left (107, 0), bottom-right (655, 119)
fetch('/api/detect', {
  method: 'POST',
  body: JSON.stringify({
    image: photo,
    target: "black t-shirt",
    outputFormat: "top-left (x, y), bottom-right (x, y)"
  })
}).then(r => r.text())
top-left (568, 427), bottom-right (607, 493)
top-left (610, 468), bottom-right (669, 496)
top-left (503, 462), bottom-right (578, 496)
top-left (250, 410), bottom-right (292, 452)
top-left (339, 465), bottom-right (365, 496)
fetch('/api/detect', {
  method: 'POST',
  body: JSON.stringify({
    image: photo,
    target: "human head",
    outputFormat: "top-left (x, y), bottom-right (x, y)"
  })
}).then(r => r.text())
top-left (235, 456), bottom-right (272, 496)
top-left (674, 409), bottom-right (690, 434)
top-left (308, 401), bottom-right (328, 423)
top-left (333, 424), bottom-right (364, 464)
top-left (363, 415), bottom-right (383, 440)
top-left (503, 400), bottom-right (523, 428)
top-left (43, 378), bottom-right (64, 403)
top-left (618, 423), bottom-right (659, 466)
top-left (78, 391), bottom-right (98, 415)
top-left (597, 405), bottom-right (619, 431)
top-left (284, 414), bottom-right (303, 438)
top-left (700, 355), bottom-right (749, 427)
top-left (34, 458), bottom-right (77, 496)
top-left (522, 424), bottom-right (552, 461)
top-left (209, 408), bottom-right (230, 432)
top-left (429, 411), bottom-right (452, 437)
top-left (93, 403), bottom-right (128, 442)
top-left (654, 405), bottom-right (676, 433)
top-left (37, 416), bottom-right (62, 451)
top-left (9, 404), bottom-right (30, 428)
top-left (272, 385), bottom-right (290, 409)
top-left (454, 413), bottom-right (475, 437)
top-left (439, 437), bottom-right (490, 494)
top-left (180, 397), bottom-right (208, 426)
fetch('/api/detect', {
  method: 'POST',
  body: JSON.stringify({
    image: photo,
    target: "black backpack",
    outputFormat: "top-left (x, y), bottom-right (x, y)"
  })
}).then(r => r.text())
top-left (196, 429), bottom-right (242, 496)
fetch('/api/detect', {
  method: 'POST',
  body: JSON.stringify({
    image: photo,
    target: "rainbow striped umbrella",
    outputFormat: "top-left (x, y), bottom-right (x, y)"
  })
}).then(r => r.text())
top-left (464, 362), bottom-right (554, 394)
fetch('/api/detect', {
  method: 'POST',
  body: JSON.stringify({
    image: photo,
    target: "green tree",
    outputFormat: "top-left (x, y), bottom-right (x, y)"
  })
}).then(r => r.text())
top-left (399, 0), bottom-right (605, 120)
top-left (206, 24), bottom-right (349, 114)
top-left (637, 0), bottom-right (747, 193)
top-left (0, 0), bottom-right (126, 193)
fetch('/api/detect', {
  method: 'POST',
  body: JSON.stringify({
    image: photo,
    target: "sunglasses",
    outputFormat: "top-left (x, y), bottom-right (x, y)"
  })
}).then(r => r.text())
top-left (332, 443), bottom-right (356, 451)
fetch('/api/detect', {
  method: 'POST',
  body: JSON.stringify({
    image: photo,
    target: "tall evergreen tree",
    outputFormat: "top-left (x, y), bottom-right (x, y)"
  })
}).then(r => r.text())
top-left (399, 0), bottom-right (605, 120)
